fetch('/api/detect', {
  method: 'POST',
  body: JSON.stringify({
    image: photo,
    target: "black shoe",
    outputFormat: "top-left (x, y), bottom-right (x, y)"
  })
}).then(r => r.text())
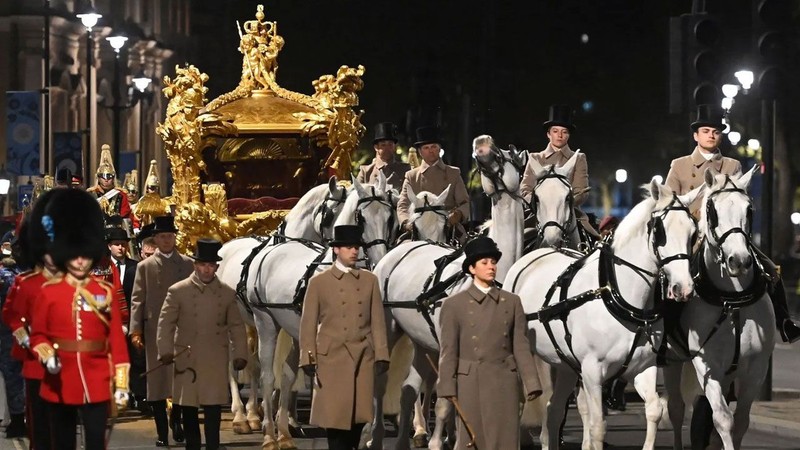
top-left (155, 439), bottom-right (168, 447)
top-left (780, 319), bottom-right (800, 343)
top-left (171, 421), bottom-right (184, 443)
top-left (5, 413), bottom-right (27, 438)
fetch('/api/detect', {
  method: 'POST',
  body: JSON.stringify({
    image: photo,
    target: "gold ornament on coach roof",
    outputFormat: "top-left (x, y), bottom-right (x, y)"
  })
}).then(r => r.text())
top-left (156, 4), bottom-right (366, 253)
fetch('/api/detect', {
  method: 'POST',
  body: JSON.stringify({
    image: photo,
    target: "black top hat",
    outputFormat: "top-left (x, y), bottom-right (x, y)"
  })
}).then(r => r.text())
top-left (373, 122), bottom-right (399, 144)
top-left (152, 216), bottom-right (178, 234)
top-left (329, 225), bottom-right (364, 247)
top-left (137, 222), bottom-right (156, 243)
top-left (542, 104), bottom-right (576, 132)
top-left (461, 236), bottom-right (503, 274)
top-left (105, 227), bottom-right (129, 242)
top-left (413, 126), bottom-right (443, 148)
top-left (56, 168), bottom-right (73, 184)
top-left (191, 238), bottom-right (223, 262)
top-left (690, 104), bottom-right (725, 131)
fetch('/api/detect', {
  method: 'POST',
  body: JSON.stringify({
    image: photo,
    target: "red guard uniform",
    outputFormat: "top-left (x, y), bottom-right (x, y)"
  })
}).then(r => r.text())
top-left (31, 274), bottom-right (130, 404)
top-left (2, 268), bottom-right (57, 379)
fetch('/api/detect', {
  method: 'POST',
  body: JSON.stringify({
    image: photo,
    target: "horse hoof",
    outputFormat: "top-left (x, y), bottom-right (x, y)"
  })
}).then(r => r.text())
top-left (262, 442), bottom-right (280, 450)
top-left (412, 434), bottom-right (429, 448)
top-left (248, 419), bottom-right (262, 432)
top-left (232, 420), bottom-right (252, 434)
top-left (277, 435), bottom-right (297, 450)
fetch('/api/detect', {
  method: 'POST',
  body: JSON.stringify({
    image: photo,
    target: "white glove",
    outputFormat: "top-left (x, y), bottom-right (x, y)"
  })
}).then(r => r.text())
top-left (122, 325), bottom-right (129, 335)
top-left (114, 389), bottom-right (129, 409)
top-left (16, 334), bottom-right (30, 349)
top-left (45, 356), bottom-right (61, 374)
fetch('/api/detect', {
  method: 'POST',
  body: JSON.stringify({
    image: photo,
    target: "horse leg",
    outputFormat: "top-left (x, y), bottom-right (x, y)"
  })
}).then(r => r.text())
top-left (691, 358), bottom-right (734, 450)
top-left (276, 340), bottom-right (299, 450)
top-left (633, 366), bottom-right (663, 450)
top-left (544, 366), bottom-right (578, 450)
top-left (576, 386), bottom-right (591, 450)
top-left (391, 365), bottom-right (421, 450)
top-left (662, 363), bottom-right (686, 450)
top-left (428, 397), bottom-right (452, 450)
top-left (412, 371), bottom-right (435, 448)
top-left (243, 324), bottom-right (264, 432)
top-left (580, 364), bottom-right (608, 450)
top-left (731, 357), bottom-right (768, 449)
top-left (405, 348), bottom-right (435, 449)
top-left (230, 360), bottom-right (252, 434)
top-left (252, 310), bottom-right (280, 449)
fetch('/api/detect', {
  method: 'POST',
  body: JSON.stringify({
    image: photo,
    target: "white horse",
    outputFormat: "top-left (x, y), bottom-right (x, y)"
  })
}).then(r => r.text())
top-left (238, 176), bottom-right (396, 450)
top-left (217, 176), bottom-right (350, 435)
top-left (506, 180), bottom-right (700, 450)
top-left (370, 141), bottom-right (531, 450)
top-left (657, 165), bottom-right (774, 450)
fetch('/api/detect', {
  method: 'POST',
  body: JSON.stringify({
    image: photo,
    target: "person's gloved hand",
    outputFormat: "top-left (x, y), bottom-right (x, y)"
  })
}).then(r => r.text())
top-left (159, 353), bottom-right (174, 364)
top-left (14, 333), bottom-right (30, 349)
top-left (45, 356), bottom-right (61, 374)
top-left (375, 360), bottom-right (390, 375)
top-left (114, 389), bottom-right (130, 410)
top-left (447, 210), bottom-right (462, 226)
top-left (302, 365), bottom-right (316, 379)
top-left (122, 325), bottom-right (129, 335)
top-left (232, 358), bottom-right (247, 371)
top-left (130, 333), bottom-right (144, 351)
top-left (403, 221), bottom-right (414, 232)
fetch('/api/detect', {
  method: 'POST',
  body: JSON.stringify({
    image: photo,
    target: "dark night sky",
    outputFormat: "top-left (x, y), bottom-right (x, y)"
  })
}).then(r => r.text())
top-left (185, 0), bottom-right (756, 182)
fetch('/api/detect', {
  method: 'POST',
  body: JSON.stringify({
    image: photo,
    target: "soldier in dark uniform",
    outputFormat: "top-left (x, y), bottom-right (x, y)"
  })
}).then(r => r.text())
top-left (356, 122), bottom-right (411, 189)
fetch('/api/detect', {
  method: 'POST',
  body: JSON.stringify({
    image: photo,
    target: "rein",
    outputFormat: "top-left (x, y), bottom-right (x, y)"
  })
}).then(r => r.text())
top-left (529, 166), bottom-right (577, 247)
top-left (355, 185), bottom-right (396, 260)
top-left (312, 188), bottom-right (348, 241)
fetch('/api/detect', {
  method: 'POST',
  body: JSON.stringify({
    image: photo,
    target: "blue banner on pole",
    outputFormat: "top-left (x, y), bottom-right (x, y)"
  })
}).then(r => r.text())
top-left (53, 131), bottom-right (83, 179)
top-left (6, 91), bottom-right (41, 176)
top-left (119, 151), bottom-right (138, 176)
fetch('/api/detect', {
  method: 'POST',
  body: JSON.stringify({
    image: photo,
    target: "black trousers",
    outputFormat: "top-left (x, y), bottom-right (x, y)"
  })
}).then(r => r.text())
top-left (47, 401), bottom-right (108, 450)
top-left (149, 400), bottom-right (182, 441)
top-left (25, 379), bottom-right (51, 450)
top-left (181, 405), bottom-right (222, 450)
top-left (326, 424), bottom-right (365, 450)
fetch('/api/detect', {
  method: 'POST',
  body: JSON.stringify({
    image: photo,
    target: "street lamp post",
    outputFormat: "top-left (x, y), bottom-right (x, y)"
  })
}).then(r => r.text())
top-left (106, 33), bottom-right (128, 170)
top-left (77, 7), bottom-right (102, 186)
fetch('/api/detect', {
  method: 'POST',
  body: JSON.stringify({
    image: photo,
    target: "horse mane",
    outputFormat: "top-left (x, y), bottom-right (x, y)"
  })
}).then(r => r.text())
top-left (285, 183), bottom-right (330, 224)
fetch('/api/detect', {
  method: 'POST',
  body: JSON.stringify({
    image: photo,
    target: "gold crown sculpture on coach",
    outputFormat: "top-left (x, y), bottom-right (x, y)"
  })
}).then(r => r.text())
top-left (156, 4), bottom-right (366, 253)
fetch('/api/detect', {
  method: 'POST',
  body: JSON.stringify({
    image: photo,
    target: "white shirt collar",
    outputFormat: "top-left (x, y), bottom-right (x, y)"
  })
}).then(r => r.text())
top-left (473, 282), bottom-right (491, 294)
top-left (334, 260), bottom-right (352, 273)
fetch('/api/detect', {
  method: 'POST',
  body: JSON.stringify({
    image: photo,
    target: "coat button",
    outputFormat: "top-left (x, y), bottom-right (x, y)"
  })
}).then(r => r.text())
top-left (692, 173), bottom-right (696, 178)
top-left (472, 336), bottom-right (477, 340)
top-left (358, 314), bottom-right (363, 318)
top-left (503, 332), bottom-right (508, 337)
top-left (689, 185), bottom-right (694, 189)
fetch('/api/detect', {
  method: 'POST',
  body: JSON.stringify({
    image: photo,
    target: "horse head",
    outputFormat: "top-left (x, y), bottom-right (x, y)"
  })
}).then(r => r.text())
top-left (701, 165), bottom-right (758, 277)
top-left (473, 135), bottom-right (528, 199)
top-left (311, 175), bottom-right (349, 241)
top-left (645, 180), bottom-right (702, 301)
top-left (406, 183), bottom-right (450, 242)
top-left (527, 150), bottom-right (581, 247)
top-left (338, 173), bottom-right (396, 265)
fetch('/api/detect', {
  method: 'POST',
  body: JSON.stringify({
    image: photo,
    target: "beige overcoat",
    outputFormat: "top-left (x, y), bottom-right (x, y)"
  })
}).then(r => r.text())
top-left (356, 158), bottom-right (410, 189)
top-left (396, 159), bottom-right (470, 226)
top-left (437, 284), bottom-right (542, 450)
top-left (129, 250), bottom-right (194, 400)
top-left (156, 273), bottom-right (247, 407)
top-left (299, 265), bottom-right (390, 430)
top-left (665, 147), bottom-right (742, 216)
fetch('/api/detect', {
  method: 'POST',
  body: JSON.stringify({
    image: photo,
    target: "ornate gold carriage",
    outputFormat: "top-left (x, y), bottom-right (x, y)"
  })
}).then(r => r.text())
top-left (156, 5), bottom-right (365, 251)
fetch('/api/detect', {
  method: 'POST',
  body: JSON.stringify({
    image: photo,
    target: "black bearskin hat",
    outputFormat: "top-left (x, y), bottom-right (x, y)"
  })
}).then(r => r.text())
top-left (38, 189), bottom-right (106, 270)
top-left (18, 189), bottom-right (62, 268)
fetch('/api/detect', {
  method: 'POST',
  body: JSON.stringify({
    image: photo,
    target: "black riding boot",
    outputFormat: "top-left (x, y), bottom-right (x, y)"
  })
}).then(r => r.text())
top-left (770, 278), bottom-right (800, 343)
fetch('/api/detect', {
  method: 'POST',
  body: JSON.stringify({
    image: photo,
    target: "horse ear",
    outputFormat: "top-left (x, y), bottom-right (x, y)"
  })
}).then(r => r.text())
top-left (527, 156), bottom-right (546, 178)
top-left (405, 183), bottom-right (418, 206)
top-left (558, 150), bottom-right (581, 178)
top-left (375, 170), bottom-right (387, 192)
top-left (735, 164), bottom-right (759, 191)
top-left (328, 175), bottom-right (338, 194)
top-left (649, 178), bottom-right (662, 201)
top-left (704, 167), bottom-right (717, 189)
top-left (510, 145), bottom-right (527, 167)
top-left (679, 184), bottom-right (704, 207)
top-left (352, 176), bottom-right (368, 198)
top-left (435, 184), bottom-right (451, 205)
